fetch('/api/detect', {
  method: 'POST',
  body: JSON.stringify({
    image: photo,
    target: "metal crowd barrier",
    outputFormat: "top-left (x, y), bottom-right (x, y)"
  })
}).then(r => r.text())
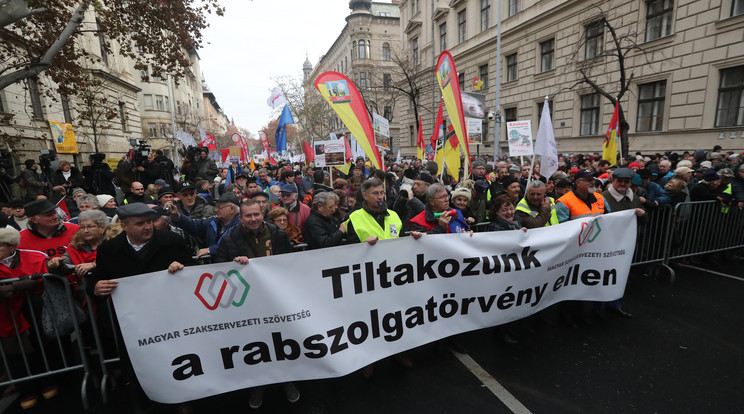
top-left (669, 201), bottom-right (744, 260)
top-left (0, 274), bottom-right (94, 410)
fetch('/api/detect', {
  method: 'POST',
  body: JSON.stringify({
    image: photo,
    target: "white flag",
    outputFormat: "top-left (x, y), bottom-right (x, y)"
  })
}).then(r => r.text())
top-left (267, 86), bottom-right (287, 110)
top-left (534, 98), bottom-right (559, 179)
top-left (396, 150), bottom-right (401, 164)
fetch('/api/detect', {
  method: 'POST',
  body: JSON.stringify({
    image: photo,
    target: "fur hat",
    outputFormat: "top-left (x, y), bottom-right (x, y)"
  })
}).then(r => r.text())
top-left (451, 187), bottom-right (472, 201)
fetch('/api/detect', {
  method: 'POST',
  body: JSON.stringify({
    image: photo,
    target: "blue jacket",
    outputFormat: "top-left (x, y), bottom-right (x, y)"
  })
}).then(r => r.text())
top-left (644, 181), bottom-right (671, 205)
top-left (173, 213), bottom-right (241, 256)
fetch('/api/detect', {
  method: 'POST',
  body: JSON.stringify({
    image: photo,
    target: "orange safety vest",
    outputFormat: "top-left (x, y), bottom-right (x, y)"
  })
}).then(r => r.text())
top-left (557, 191), bottom-right (605, 220)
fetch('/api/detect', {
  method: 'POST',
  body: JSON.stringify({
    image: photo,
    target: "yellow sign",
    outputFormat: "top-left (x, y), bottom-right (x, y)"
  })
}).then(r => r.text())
top-left (105, 158), bottom-right (120, 170)
top-left (48, 121), bottom-right (79, 154)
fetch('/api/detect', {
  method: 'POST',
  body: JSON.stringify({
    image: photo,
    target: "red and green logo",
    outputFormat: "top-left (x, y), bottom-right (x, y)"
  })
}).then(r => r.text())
top-left (579, 219), bottom-right (602, 246)
top-left (194, 270), bottom-right (250, 310)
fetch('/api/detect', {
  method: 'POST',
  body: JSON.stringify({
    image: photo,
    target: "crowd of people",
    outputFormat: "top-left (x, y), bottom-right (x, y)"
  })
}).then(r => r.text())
top-left (0, 144), bottom-right (742, 411)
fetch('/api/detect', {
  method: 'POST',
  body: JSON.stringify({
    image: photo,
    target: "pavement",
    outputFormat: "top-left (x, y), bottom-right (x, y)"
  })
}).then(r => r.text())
top-left (2, 257), bottom-right (743, 414)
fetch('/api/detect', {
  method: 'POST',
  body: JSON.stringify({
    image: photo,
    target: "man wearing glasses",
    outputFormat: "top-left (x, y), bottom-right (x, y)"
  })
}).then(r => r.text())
top-left (344, 178), bottom-right (403, 244)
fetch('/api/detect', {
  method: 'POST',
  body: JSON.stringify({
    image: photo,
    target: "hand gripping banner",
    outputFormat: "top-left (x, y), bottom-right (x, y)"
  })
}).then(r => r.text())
top-left (436, 51), bottom-right (472, 174)
top-left (314, 72), bottom-right (382, 170)
top-left (112, 210), bottom-right (638, 404)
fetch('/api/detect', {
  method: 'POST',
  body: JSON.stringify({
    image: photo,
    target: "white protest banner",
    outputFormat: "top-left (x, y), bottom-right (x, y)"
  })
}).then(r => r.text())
top-left (113, 210), bottom-right (637, 404)
top-left (506, 120), bottom-right (533, 156)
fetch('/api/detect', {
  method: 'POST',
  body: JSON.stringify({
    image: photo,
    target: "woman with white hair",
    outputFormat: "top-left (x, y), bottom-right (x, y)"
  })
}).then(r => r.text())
top-left (47, 209), bottom-right (109, 288)
top-left (0, 227), bottom-right (58, 409)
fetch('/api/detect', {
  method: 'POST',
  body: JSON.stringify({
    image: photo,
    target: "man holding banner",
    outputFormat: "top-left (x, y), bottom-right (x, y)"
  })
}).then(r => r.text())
top-left (211, 199), bottom-right (297, 408)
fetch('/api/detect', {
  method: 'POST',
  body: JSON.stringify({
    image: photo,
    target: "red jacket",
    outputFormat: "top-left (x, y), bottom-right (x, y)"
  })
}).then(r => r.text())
top-left (0, 250), bottom-right (47, 337)
top-left (19, 223), bottom-right (79, 258)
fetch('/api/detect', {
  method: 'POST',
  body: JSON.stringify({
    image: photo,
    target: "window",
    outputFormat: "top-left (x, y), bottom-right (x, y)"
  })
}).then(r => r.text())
top-left (140, 67), bottom-right (149, 81)
top-left (359, 72), bottom-right (367, 89)
top-left (28, 77), bottom-right (43, 119)
top-left (412, 38), bottom-right (419, 65)
top-left (147, 123), bottom-right (158, 138)
top-left (585, 21), bottom-right (604, 59)
top-left (384, 106), bottom-right (392, 120)
top-left (358, 40), bottom-right (367, 59)
top-left (540, 39), bottom-right (555, 72)
top-left (479, 64), bottom-right (489, 89)
top-left (506, 54), bottom-right (518, 82)
top-left (351, 42), bottom-right (355, 61)
top-left (159, 123), bottom-right (169, 138)
top-left (439, 23), bottom-right (447, 52)
top-left (481, 0), bottom-right (490, 32)
top-left (459, 73), bottom-right (465, 90)
top-left (379, 11), bottom-right (392, 17)
top-left (637, 80), bottom-right (666, 131)
top-left (61, 95), bottom-right (72, 123)
top-left (458, 10), bottom-right (467, 43)
top-left (144, 94), bottom-right (153, 109)
top-left (645, 0), bottom-right (673, 42)
top-left (734, 0), bottom-right (744, 16)
top-left (366, 41), bottom-right (371, 60)
top-left (580, 94), bottom-right (600, 135)
top-left (383, 73), bottom-right (393, 90)
top-left (410, 125), bottom-right (415, 145)
top-left (164, 95), bottom-right (169, 110)
top-left (96, 19), bottom-right (108, 66)
top-left (155, 95), bottom-right (164, 111)
top-left (537, 101), bottom-right (553, 124)
top-left (382, 42), bottom-right (391, 61)
top-left (509, 0), bottom-right (521, 16)
top-left (505, 107), bottom-right (517, 123)
top-left (715, 66), bottom-right (744, 127)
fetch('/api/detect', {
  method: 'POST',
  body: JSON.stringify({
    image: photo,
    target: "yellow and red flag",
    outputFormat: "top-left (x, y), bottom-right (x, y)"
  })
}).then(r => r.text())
top-left (473, 77), bottom-right (484, 91)
top-left (314, 72), bottom-right (382, 170)
top-left (436, 51), bottom-right (472, 174)
top-left (435, 124), bottom-right (461, 181)
top-left (602, 101), bottom-right (620, 166)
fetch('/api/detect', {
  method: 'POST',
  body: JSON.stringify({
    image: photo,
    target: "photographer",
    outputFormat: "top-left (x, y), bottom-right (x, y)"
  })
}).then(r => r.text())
top-left (195, 148), bottom-right (218, 182)
top-left (153, 149), bottom-right (176, 188)
top-left (130, 142), bottom-right (161, 187)
top-left (51, 161), bottom-right (84, 195)
top-left (82, 153), bottom-right (116, 196)
top-left (20, 159), bottom-right (46, 201)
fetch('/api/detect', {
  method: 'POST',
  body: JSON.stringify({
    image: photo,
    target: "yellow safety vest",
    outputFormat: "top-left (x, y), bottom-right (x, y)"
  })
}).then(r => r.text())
top-left (347, 209), bottom-right (402, 241)
top-left (515, 197), bottom-right (559, 226)
top-left (722, 183), bottom-right (732, 214)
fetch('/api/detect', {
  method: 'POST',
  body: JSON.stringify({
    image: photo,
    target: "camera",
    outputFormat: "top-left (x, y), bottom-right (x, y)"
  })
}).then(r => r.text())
top-left (90, 153), bottom-right (106, 166)
top-left (39, 149), bottom-right (55, 168)
top-left (487, 111), bottom-right (496, 121)
top-left (132, 140), bottom-right (151, 167)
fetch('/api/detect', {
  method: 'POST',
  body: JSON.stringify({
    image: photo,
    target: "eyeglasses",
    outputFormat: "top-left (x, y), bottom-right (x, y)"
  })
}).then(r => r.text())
top-left (79, 225), bottom-right (102, 231)
top-left (365, 191), bottom-right (385, 197)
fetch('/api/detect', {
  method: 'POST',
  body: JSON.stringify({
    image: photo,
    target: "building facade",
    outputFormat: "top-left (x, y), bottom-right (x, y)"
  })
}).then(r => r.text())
top-left (303, 0), bottom-right (403, 153)
top-left (396, 0), bottom-right (744, 158)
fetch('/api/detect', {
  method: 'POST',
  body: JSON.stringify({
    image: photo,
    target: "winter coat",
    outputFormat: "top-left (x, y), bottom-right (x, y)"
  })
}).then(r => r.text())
top-left (51, 167), bottom-right (84, 189)
top-left (172, 213), bottom-right (241, 256)
top-left (213, 223), bottom-right (292, 263)
top-left (302, 209), bottom-right (344, 250)
top-left (86, 229), bottom-right (194, 297)
top-left (177, 196), bottom-right (214, 219)
top-left (486, 215), bottom-right (524, 232)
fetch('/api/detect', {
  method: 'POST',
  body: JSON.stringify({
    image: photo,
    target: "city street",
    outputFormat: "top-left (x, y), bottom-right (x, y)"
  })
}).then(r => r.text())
top-left (3, 259), bottom-right (742, 414)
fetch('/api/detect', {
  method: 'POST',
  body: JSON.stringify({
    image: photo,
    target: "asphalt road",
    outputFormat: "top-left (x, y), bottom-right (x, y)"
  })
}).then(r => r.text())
top-left (3, 259), bottom-right (743, 414)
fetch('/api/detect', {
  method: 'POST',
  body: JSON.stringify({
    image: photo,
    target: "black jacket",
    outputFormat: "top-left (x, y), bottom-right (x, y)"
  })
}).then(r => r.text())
top-left (213, 223), bottom-right (292, 263)
top-left (86, 229), bottom-right (195, 296)
top-left (302, 210), bottom-right (344, 250)
top-left (51, 167), bottom-right (84, 189)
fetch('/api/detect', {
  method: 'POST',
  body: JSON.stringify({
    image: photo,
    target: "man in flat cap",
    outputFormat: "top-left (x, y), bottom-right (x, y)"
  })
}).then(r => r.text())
top-left (87, 202), bottom-right (194, 412)
top-left (18, 199), bottom-right (79, 258)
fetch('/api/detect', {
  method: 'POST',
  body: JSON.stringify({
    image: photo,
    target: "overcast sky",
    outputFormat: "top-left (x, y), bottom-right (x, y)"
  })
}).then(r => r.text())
top-left (199, 0), bottom-right (375, 140)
